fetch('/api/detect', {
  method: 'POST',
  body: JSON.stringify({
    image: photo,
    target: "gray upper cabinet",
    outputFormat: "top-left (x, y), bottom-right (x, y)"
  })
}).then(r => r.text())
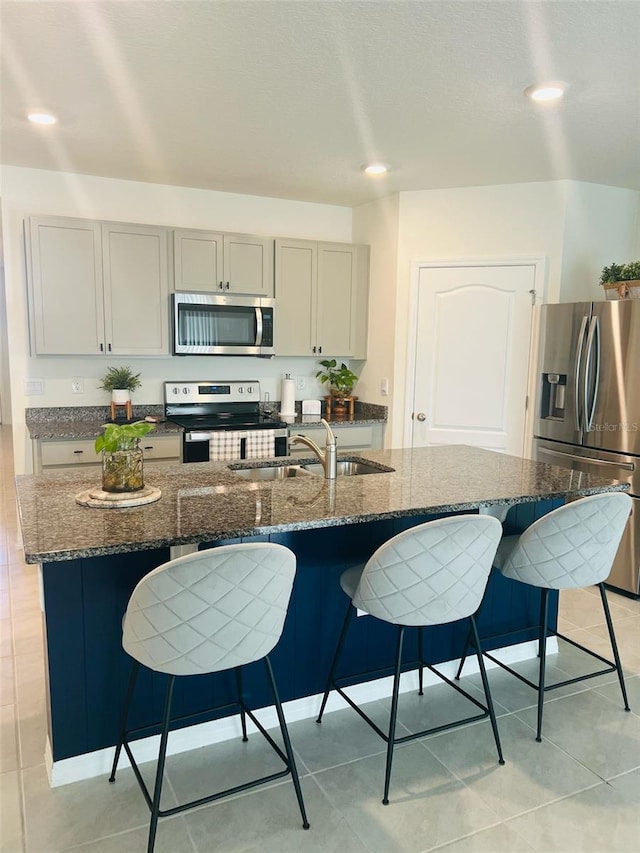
top-left (26, 216), bottom-right (169, 356)
top-left (102, 224), bottom-right (170, 355)
top-left (275, 238), bottom-right (369, 358)
top-left (173, 229), bottom-right (274, 296)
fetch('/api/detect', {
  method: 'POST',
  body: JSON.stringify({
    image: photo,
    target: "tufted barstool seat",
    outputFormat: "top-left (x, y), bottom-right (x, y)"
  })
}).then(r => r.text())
top-left (457, 492), bottom-right (633, 742)
top-left (108, 543), bottom-right (309, 853)
top-left (316, 514), bottom-right (505, 805)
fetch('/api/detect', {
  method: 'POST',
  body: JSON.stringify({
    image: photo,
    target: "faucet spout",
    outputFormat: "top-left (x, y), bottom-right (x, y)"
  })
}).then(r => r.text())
top-left (289, 418), bottom-right (338, 479)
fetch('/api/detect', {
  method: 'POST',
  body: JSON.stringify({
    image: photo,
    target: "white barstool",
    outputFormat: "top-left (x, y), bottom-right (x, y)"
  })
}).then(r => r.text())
top-left (316, 514), bottom-right (505, 805)
top-left (109, 543), bottom-right (309, 853)
top-left (457, 492), bottom-right (633, 742)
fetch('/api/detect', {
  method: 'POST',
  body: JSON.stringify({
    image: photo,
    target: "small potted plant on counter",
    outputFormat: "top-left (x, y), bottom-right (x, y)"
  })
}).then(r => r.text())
top-left (95, 421), bottom-right (155, 493)
top-left (98, 365), bottom-right (142, 404)
top-left (316, 359), bottom-right (359, 417)
top-left (600, 261), bottom-right (640, 300)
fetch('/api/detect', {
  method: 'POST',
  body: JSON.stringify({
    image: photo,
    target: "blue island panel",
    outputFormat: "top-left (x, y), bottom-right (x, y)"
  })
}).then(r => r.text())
top-left (42, 501), bottom-right (561, 762)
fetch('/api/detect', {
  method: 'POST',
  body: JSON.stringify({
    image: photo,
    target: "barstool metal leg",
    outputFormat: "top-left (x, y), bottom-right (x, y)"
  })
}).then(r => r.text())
top-left (454, 626), bottom-right (473, 680)
top-left (148, 675), bottom-right (175, 853)
top-left (470, 616), bottom-right (505, 765)
top-left (598, 583), bottom-right (630, 712)
top-left (264, 656), bottom-right (310, 830)
top-left (235, 667), bottom-right (249, 741)
top-left (382, 626), bottom-right (405, 806)
top-left (418, 627), bottom-right (424, 696)
top-left (109, 660), bottom-right (140, 783)
top-left (536, 588), bottom-right (549, 742)
top-left (316, 602), bottom-right (353, 724)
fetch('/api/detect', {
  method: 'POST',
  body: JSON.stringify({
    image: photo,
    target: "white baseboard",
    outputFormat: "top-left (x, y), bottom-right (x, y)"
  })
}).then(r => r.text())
top-left (47, 637), bottom-right (555, 787)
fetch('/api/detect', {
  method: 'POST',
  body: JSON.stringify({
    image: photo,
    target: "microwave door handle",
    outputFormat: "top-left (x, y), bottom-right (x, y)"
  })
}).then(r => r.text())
top-left (585, 316), bottom-right (600, 433)
top-left (574, 314), bottom-right (589, 433)
top-left (255, 308), bottom-right (263, 346)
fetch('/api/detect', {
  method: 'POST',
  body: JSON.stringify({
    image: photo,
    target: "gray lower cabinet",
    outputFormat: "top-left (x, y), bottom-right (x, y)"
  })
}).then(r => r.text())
top-left (173, 229), bottom-right (274, 296)
top-left (26, 216), bottom-right (170, 356)
top-left (287, 423), bottom-right (384, 455)
top-left (33, 434), bottom-right (181, 473)
top-left (274, 239), bottom-right (369, 358)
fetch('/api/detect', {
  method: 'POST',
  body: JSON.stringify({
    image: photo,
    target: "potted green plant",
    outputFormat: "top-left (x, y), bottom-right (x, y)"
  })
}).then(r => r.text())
top-left (316, 359), bottom-right (358, 397)
top-left (95, 421), bottom-right (155, 493)
top-left (98, 365), bottom-right (142, 404)
top-left (600, 261), bottom-right (640, 300)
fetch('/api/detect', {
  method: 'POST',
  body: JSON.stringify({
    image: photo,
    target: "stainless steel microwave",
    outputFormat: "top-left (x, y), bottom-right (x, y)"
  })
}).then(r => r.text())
top-left (172, 293), bottom-right (275, 357)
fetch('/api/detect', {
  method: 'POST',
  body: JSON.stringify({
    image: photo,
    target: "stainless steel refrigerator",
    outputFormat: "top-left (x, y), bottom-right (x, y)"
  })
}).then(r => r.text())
top-left (533, 300), bottom-right (640, 596)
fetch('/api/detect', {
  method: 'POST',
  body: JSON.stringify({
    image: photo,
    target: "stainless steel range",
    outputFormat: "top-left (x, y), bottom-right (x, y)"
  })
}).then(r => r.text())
top-left (164, 381), bottom-right (288, 463)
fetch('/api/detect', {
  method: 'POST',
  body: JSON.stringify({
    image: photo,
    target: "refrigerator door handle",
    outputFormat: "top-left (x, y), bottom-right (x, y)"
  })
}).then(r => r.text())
top-left (584, 316), bottom-right (601, 433)
top-left (541, 446), bottom-right (636, 472)
top-left (574, 315), bottom-right (589, 432)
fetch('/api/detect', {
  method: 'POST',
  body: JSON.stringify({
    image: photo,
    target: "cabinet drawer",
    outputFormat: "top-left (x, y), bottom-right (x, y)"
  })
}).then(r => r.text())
top-left (41, 439), bottom-right (98, 467)
top-left (289, 425), bottom-right (376, 454)
top-left (138, 434), bottom-right (181, 461)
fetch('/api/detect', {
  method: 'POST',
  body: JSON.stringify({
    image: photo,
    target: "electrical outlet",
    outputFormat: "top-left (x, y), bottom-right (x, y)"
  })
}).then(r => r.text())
top-left (296, 376), bottom-right (306, 391)
top-left (24, 379), bottom-right (44, 395)
top-left (71, 377), bottom-right (84, 394)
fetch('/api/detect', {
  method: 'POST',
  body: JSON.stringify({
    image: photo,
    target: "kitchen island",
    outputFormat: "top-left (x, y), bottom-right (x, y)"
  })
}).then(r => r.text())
top-left (15, 445), bottom-right (627, 784)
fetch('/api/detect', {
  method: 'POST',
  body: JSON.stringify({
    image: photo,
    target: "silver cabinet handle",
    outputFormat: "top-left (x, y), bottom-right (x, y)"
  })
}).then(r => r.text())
top-left (416, 412), bottom-right (426, 422)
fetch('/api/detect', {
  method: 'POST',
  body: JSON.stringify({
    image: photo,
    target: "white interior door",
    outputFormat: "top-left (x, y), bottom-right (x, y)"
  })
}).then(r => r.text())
top-left (410, 264), bottom-right (535, 455)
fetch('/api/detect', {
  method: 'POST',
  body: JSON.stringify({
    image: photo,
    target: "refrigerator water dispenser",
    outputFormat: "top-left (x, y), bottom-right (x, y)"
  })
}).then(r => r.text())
top-left (541, 373), bottom-right (567, 420)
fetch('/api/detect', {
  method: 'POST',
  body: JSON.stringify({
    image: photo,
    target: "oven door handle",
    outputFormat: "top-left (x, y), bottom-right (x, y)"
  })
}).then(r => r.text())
top-left (184, 431), bottom-right (215, 442)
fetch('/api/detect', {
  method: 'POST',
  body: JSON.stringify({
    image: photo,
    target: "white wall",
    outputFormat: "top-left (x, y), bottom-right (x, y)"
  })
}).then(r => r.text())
top-left (352, 194), bottom-right (399, 446)
top-left (560, 183), bottom-right (640, 302)
top-left (1, 166), bottom-right (352, 473)
top-left (353, 180), bottom-right (640, 446)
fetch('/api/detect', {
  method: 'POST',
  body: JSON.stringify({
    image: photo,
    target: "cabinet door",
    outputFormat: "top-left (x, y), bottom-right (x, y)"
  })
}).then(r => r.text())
top-left (173, 229), bottom-right (223, 293)
top-left (223, 234), bottom-right (274, 296)
top-left (27, 217), bottom-right (105, 355)
top-left (102, 224), bottom-right (170, 355)
top-left (316, 243), bottom-right (356, 356)
top-left (274, 239), bottom-right (316, 356)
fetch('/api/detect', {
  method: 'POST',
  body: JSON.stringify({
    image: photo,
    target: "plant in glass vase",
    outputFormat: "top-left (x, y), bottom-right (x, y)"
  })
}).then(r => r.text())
top-left (95, 421), bottom-right (155, 493)
top-left (316, 359), bottom-right (358, 398)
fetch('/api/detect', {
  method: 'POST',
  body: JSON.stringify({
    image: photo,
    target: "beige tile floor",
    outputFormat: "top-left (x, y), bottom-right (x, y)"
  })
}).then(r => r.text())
top-left (1, 426), bottom-right (639, 852)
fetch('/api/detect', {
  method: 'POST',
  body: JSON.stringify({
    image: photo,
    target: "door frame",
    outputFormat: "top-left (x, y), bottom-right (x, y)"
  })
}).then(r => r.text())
top-left (403, 257), bottom-right (548, 455)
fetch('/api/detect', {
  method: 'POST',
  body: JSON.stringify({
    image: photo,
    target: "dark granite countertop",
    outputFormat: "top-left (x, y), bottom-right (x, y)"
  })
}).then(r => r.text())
top-left (15, 445), bottom-right (628, 564)
top-left (25, 406), bottom-right (182, 440)
top-left (25, 403), bottom-right (387, 439)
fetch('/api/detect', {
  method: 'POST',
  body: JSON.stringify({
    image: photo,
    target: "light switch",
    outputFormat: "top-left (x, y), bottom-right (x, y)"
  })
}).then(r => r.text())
top-left (380, 378), bottom-right (389, 396)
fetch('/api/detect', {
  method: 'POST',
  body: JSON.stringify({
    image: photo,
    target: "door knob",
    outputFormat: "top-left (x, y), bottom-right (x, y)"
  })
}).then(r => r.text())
top-left (416, 412), bottom-right (426, 422)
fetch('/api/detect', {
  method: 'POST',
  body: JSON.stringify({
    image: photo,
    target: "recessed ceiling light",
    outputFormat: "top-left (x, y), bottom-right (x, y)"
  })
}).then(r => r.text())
top-left (27, 112), bottom-right (58, 125)
top-left (524, 83), bottom-right (565, 102)
top-left (362, 163), bottom-right (389, 176)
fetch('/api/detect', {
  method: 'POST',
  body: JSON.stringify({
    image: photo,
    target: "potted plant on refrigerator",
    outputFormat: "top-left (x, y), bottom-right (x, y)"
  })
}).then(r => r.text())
top-left (599, 261), bottom-right (640, 300)
top-left (95, 421), bottom-right (155, 493)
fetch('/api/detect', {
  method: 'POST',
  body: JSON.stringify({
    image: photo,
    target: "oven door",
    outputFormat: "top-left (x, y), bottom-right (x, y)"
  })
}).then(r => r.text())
top-left (183, 429), bottom-right (288, 463)
top-left (173, 293), bottom-right (274, 356)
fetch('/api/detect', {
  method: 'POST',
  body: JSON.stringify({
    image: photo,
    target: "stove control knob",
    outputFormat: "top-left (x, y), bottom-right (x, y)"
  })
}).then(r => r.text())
top-left (247, 385), bottom-right (253, 393)
top-left (183, 387), bottom-right (189, 395)
top-left (238, 386), bottom-right (244, 394)
top-left (172, 387), bottom-right (180, 395)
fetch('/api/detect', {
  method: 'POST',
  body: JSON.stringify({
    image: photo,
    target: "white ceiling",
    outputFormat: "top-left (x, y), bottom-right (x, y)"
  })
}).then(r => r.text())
top-left (1, 1), bottom-right (639, 207)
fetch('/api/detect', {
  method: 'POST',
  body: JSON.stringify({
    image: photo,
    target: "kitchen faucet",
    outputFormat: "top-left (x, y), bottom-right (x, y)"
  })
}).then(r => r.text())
top-left (289, 418), bottom-right (337, 479)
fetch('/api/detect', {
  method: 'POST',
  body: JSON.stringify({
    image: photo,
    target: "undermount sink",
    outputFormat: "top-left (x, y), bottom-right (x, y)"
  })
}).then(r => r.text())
top-left (300, 460), bottom-right (395, 477)
top-left (229, 464), bottom-right (309, 481)
top-left (229, 458), bottom-right (395, 480)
